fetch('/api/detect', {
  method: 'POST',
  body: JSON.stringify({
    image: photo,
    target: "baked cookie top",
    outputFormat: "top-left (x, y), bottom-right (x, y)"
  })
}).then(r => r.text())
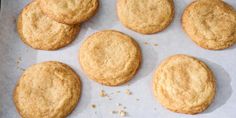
top-left (17, 0), bottom-right (79, 50)
top-left (153, 54), bottom-right (216, 114)
top-left (14, 61), bottom-right (81, 118)
top-left (79, 30), bottom-right (141, 86)
top-left (117, 0), bottom-right (174, 34)
top-left (182, 0), bottom-right (236, 50)
top-left (39, 0), bottom-right (99, 24)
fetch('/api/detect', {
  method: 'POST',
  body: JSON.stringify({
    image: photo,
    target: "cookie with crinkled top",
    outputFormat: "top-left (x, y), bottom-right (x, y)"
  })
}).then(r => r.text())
top-left (79, 30), bottom-right (141, 86)
top-left (153, 54), bottom-right (216, 114)
top-left (17, 0), bottom-right (79, 50)
top-left (117, 0), bottom-right (174, 34)
top-left (14, 61), bottom-right (81, 118)
top-left (182, 0), bottom-right (236, 50)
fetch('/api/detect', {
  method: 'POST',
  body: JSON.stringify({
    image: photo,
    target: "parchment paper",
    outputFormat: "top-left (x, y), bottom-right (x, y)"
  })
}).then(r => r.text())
top-left (0, 0), bottom-right (236, 118)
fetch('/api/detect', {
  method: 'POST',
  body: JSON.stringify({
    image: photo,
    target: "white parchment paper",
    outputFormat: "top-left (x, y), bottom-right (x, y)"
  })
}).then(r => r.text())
top-left (0, 0), bottom-right (236, 118)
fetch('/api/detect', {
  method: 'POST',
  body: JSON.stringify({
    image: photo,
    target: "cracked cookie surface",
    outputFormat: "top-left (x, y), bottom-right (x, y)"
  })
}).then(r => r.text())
top-left (182, 0), bottom-right (236, 50)
top-left (79, 30), bottom-right (141, 86)
top-left (153, 54), bottom-right (216, 114)
top-left (17, 0), bottom-right (79, 50)
top-left (14, 61), bottom-right (81, 118)
top-left (40, 0), bottom-right (99, 24)
top-left (117, 0), bottom-right (174, 34)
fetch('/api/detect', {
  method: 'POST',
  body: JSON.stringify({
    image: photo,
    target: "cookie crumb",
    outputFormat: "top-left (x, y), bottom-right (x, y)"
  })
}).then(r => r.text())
top-left (99, 90), bottom-right (107, 97)
top-left (116, 91), bottom-right (120, 93)
top-left (117, 103), bottom-right (122, 106)
top-left (112, 110), bottom-right (117, 114)
top-left (16, 57), bottom-right (22, 65)
top-left (154, 44), bottom-right (158, 46)
top-left (119, 110), bottom-right (127, 117)
top-left (144, 42), bottom-right (148, 45)
top-left (91, 104), bottom-right (96, 109)
top-left (125, 89), bottom-right (132, 95)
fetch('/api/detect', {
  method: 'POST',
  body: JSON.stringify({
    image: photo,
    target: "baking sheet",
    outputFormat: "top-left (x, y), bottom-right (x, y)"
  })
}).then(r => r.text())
top-left (1, 0), bottom-right (236, 118)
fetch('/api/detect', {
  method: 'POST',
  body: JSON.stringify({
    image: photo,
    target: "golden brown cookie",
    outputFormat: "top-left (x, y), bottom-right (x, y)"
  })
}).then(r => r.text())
top-left (117, 0), bottom-right (175, 34)
top-left (79, 30), bottom-right (141, 86)
top-left (17, 0), bottom-right (79, 50)
top-left (182, 0), bottom-right (236, 50)
top-left (14, 61), bottom-right (81, 118)
top-left (39, 0), bottom-right (99, 25)
top-left (153, 54), bottom-right (216, 114)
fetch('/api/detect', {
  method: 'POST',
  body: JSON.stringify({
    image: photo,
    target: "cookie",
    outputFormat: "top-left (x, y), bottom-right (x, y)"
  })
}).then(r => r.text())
top-left (17, 0), bottom-right (79, 50)
top-left (153, 54), bottom-right (216, 114)
top-left (182, 0), bottom-right (236, 50)
top-left (117, 0), bottom-right (174, 34)
top-left (79, 30), bottom-right (141, 86)
top-left (39, 0), bottom-right (99, 25)
top-left (14, 61), bottom-right (81, 118)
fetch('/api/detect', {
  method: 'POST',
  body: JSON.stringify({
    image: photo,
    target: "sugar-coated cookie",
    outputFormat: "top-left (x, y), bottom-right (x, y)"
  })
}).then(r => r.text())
top-left (153, 54), bottom-right (216, 114)
top-left (79, 30), bottom-right (141, 86)
top-left (17, 0), bottom-right (79, 50)
top-left (14, 61), bottom-right (81, 118)
top-left (40, 0), bottom-right (99, 25)
top-left (182, 0), bottom-right (236, 50)
top-left (117, 0), bottom-right (175, 34)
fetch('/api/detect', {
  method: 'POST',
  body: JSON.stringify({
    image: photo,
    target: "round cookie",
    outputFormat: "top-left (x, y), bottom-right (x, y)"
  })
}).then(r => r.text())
top-left (182, 0), bottom-right (236, 50)
top-left (14, 61), bottom-right (81, 118)
top-left (39, 0), bottom-right (99, 25)
top-left (153, 54), bottom-right (216, 114)
top-left (117, 0), bottom-right (175, 34)
top-left (79, 30), bottom-right (141, 86)
top-left (17, 0), bottom-right (79, 50)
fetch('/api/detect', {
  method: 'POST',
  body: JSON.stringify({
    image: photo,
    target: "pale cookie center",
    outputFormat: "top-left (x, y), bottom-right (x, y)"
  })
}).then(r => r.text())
top-left (127, 0), bottom-right (172, 27)
top-left (90, 39), bottom-right (131, 71)
top-left (156, 59), bottom-right (214, 109)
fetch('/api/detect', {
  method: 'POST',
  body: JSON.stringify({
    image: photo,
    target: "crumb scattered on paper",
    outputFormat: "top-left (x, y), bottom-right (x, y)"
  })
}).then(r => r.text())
top-left (99, 90), bottom-right (107, 97)
top-left (116, 91), bottom-right (120, 93)
top-left (125, 89), bottom-right (132, 95)
top-left (111, 103), bottom-right (128, 117)
top-left (144, 42), bottom-right (148, 45)
top-left (117, 103), bottom-right (122, 106)
top-left (112, 110), bottom-right (127, 117)
top-left (91, 104), bottom-right (96, 109)
top-left (112, 110), bottom-right (117, 114)
top-left (16, 57), bottom-right (22, 65)
top-left (119, 110), bottom-right (127, 117)
top-left (153, 43), bottom-right (158, 46)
